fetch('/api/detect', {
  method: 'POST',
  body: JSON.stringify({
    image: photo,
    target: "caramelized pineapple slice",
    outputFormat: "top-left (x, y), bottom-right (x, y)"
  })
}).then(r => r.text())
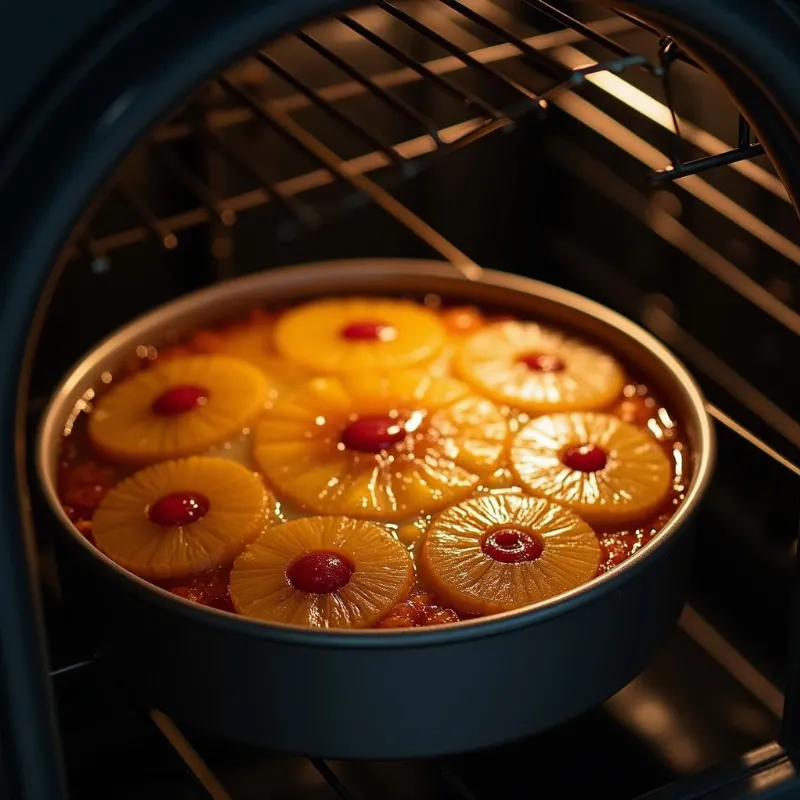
top-left (455, 321), bottom-right (625, 413)
top-left (274, 297), bottom-right (446, 373)
top-left (511, 412), bottom-right (673, 525)
top-left (418, 493), bottom-right (600, 616)
top-left (92, 457), bottom-right (274, 580)
top-left (229, 516), bottom-right (414, 628)
top-left (252, 371), bottom-right (508, 520)
top-left (89, 355), bottom-right (269, 464)
top-left (191, 310), bottom-right (313, 400)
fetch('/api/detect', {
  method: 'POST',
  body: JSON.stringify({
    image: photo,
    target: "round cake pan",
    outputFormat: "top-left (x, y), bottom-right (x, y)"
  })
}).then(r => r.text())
top-left (37, 259), bottom-right (715, 758)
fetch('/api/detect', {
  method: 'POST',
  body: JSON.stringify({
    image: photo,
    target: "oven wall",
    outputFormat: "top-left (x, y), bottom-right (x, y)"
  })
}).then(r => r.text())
top-left (0, 1), bottom-right (122, 141)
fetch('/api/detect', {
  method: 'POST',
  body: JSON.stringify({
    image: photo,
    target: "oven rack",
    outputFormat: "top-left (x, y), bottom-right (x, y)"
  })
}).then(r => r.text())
top-left (74, 0), bottom-right (766, 263)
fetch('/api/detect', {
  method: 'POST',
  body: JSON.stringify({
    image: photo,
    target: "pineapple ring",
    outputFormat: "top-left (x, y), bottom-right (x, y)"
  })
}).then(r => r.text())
top-left (229, 516), bottom-right (414, 628)
top-left (455, 320), bottom-right (625, 413)
top-left (274, 297), bottom-right (447, 373)
top-left (89, 355), bottom-right (269, 464)
top-left (252, 371), bottom-right (509, 520)
top-left (191, 312), bottom-right (314, 401)
top-left (418, 493), bottom-right (601, 616)
top-left (511, 412), bottom-right (673, 525)
top-left (92, 457), bottom-right (274, 580)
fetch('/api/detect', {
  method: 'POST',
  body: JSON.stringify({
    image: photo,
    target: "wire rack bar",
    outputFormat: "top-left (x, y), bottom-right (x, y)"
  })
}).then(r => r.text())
top-left (78, 234), bottom-right (108, 266)
top-left (254, 50), bottom-right (406, 166)
top-left (611, 8), bottom-right (659, 35)
top-left (150, 143), bottom-right (236, 225)
top-left (114, 183), bottom-right (178, 250)
top-left (379, 0), bottom-right (542, 103)
top-left (335, 14), bottom-right (502, 118)
top-left (705, 405), bottom-right (800, 480)
top-left (609, 10), bottom-right (702, 69)
top-left (678, 606), bottom-right (785, 718)
top-left (252, 82), bottom-right (484, 276)
top-left (525, 0), bottom-right (658, 73)
top-left (199, 122), bottom-right (321, 230)
top-left (148, 710), bottom-right (234, 800)
top-left (438, 0), bottom-right (567, 80)
top-left (652, 143), bottom-right (767, 183)
top-left (215, 76), bottom-right (374, 221)
top-left (738, 114), bottom-right (752, 148)
top-left (658, 35), bottom-right (701, 70)
top-left (295, 30), bottom-right (442, 144)
top-left (49, 659), bottom-right (95, 680)
top-left (310, 760), bottom-right (358, 800)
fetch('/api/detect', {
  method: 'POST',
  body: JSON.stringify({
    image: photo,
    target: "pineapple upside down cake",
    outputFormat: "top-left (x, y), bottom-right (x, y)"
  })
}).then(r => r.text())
top-left (58, 294), bottom-right (690, 628)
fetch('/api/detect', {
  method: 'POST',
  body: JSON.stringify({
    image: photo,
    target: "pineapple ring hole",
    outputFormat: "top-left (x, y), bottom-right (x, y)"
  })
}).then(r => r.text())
top-left (561, 443), bottom-right (608, 473)
top-left (516, 352), bottom-right (565, 372)
top-left (481, 527), bottom-right (544, 563)
top-left (151, 384), bottom-right (209, 416)
top-left (287, 550), bottom-right (355, 594)
top-left (148, 492), bottom-right (210, 527)
top-left (339, 320), bottom-right (397, 342)
top-left (340, 415), bottom-right (407, 453)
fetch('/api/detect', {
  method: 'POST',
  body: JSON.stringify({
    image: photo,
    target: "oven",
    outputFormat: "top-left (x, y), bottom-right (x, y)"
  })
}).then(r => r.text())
top-left (2, 1), bottom-right (800, 798)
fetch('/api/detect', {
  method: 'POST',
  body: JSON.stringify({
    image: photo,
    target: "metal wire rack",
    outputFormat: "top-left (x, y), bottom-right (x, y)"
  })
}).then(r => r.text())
top-left (74, 0), bottom-right (771, 262)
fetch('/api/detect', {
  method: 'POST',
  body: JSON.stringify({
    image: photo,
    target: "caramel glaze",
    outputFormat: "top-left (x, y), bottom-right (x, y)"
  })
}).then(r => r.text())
top-left (57, 302), bottom-right (690, 628)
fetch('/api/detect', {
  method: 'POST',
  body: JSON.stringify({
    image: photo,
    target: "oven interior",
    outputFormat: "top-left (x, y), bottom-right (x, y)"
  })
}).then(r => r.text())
top-left (19, 1), bottom-right (800, 797)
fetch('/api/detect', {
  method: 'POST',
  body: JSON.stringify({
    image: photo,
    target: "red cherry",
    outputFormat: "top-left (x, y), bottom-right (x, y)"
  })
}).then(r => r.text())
top-left (517, 352), bottom-right (565, 372)
top-left (341, 416), bottom-right (406, 453)
top-left (152, 385), bottom-right (208, 416)
top-left (287, 551), bottom-right (354, 594)
top-left (482, 528), bottom-right (544, 563)
top-left (561, 443), bottom-right (608, 472)
top-left (149, 492), bottom-right (210, 526)
top-left (339, 320), bottom-right (394, 341)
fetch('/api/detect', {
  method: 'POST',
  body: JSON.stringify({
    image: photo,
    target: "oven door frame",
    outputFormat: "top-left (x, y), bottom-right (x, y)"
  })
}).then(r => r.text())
top-left (2, 1), bottom-right (800, 798)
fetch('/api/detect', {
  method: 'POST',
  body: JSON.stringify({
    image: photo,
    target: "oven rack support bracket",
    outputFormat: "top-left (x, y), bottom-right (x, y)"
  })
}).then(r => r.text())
top-left (650, 109), bottom-right (766, 184)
